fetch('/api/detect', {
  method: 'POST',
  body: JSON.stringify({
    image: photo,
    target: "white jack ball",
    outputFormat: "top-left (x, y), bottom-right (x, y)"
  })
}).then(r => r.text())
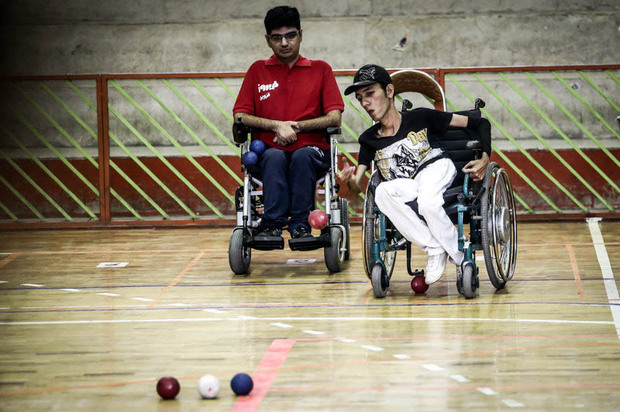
top-left (197, 374), bottom-right (221, 399)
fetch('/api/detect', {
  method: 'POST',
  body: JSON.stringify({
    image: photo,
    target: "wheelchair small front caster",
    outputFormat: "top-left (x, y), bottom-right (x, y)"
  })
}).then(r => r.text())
top-left (371, 263), bottom-right (389, 298)
top-left (461, 262), bottom-right (478, 299)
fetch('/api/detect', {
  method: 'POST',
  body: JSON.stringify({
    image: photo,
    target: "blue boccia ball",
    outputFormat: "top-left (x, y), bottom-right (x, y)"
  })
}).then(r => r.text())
top-left (230, 373), bottom-right (253, 396)
top-left (241, 151), bottom-right (259, 167)
top-left (249, 140), bottom-right (266, 156)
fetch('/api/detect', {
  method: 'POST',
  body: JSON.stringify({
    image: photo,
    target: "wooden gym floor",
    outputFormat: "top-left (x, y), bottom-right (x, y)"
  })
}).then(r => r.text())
top-left (0, 220), bottom-right (619, 411)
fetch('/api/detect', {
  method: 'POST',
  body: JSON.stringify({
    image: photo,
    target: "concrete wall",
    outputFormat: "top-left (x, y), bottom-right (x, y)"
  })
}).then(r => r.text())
top-left (0, 1), bottom-right (618, 152)
top-left (1, 0), bottom-right (618, 75)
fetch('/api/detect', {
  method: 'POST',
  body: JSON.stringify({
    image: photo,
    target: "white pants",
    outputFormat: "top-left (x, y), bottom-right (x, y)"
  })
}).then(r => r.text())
top-left (374, 158), bottom-right (463, 265)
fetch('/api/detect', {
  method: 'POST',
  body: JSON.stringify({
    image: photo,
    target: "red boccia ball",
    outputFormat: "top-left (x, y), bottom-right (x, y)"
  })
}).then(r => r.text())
top-left (157, 376), bottom-right (180, 400)
top-left (308, 210), bottom-right (328, 230)
top-left (411, 275), bottom-right (429, 294)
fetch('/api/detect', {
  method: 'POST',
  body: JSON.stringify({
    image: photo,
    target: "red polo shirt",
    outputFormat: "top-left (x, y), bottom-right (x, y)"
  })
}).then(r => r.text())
top-left (233, 54), bottom-right (344, 152)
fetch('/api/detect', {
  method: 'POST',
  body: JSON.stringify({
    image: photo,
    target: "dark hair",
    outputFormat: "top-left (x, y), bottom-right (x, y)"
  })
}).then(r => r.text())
top-left (264, 6), bottom-right (301, 34)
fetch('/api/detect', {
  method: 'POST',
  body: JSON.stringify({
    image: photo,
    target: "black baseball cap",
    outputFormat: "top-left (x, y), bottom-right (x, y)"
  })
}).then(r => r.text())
top-left (344, 64), bottom-right (393, 95)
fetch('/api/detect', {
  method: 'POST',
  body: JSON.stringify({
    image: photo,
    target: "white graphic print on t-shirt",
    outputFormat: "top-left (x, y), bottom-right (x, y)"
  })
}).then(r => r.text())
top-left (374, 128), bottom-right (440, 180)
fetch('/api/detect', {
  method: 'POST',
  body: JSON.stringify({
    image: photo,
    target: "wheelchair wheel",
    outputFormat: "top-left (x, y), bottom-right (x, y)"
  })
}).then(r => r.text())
top-left (481, 163), bottom-right (518, 289)
top-left (371, 262), bottom-right (389, 298)
top-left (228, 229), bottom-right (251, 275)
top-left (324, 226), bottom-right (345, 273)
top-left (462, 262), bottom-right (477, 299)
top-left (362, 173), bottom-right (397, 279)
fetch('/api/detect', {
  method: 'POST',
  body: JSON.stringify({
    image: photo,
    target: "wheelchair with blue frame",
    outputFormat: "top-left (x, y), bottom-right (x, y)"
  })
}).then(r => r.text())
top-left (362, 70), bottom-right (517, 299)
top-left (228, 120), bottom-right (350, 275)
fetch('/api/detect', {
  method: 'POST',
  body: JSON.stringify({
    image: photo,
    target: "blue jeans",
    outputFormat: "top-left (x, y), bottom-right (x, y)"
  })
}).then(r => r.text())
top-left (259, 145), bottom-right (328, 234)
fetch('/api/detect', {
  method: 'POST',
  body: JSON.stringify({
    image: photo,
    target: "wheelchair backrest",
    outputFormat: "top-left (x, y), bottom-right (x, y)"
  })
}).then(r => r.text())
top-left (390, 69), bottom-right (484, 189)
top-left (391, 69), bottom-right (446, 110)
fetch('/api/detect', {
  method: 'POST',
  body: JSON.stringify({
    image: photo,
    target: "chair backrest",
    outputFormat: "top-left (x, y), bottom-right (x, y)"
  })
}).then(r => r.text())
top-left (390, 69), bottom-right (446, 110)
top-left (390, 69), bottom-right (483, 188)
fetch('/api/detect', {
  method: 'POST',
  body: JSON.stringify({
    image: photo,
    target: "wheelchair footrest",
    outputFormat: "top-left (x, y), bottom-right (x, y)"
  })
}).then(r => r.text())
top-left (246, 236), bottom-right (284, 250)
top-left (288, 234), bottom-right (330, 251)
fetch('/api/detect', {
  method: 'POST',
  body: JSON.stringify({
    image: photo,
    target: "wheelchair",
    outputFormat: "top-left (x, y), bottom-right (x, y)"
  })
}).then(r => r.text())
top-left (228, 120), bottom-right (350, 275)
top-left (362, 70), bottom-right (518, 299)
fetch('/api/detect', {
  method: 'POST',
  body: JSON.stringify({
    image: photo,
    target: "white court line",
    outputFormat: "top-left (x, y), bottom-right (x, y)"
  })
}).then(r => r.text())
top-left (133, 297), bottom-right (154, 302)
top-left (97, 293), bottom-right (120, 297)
top-left (270, 322), bottom-right (293, 328)
top-left (450, 374), bottom-right (470, 383)
top-left (61, 288), bottom-right (80, 292)
top-left (336, 338), bottom-right (356, 343)
top-left (0, 318), bottom-right (226, 325)
top-left (203, 308), bottom-right (225, 314)
top-left (303, 330), bottom-right (325, 335)
top-left (477, 387), bottom-right (498, 396)
top-left (502, 399), bottom-right (525, 408)
top-left (587, 218), bottom-right (620, 339)
top-left (0, 316), bottom-right (615, 327)
top-left (393, 354), bottom-right (411, 359)
top-left (422, 364), bottom-right (445, 372)
top-left (21, 283), bottom-right (44, 287)
top-left (0, 281), bottom-right (8, 284)
top-left (246, 317), bottom-right (614, 326)
top-left (361, 345), bottom-right (384, 352)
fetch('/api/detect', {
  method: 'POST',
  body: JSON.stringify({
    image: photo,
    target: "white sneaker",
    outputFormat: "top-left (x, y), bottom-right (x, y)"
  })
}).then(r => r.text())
top-left (425, 252), bottom-right (448, 285)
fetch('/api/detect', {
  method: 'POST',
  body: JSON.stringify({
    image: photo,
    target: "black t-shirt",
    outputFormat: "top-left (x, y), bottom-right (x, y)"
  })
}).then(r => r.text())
top-left (358, 108), bottom-right (452, 180)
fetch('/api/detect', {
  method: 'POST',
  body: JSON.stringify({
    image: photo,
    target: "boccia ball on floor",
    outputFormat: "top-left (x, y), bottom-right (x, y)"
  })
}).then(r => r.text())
top-left (197, 374), bottom-right (220, 399)
top-left (411, 275), bottom-right (429, 294)
top-left (308, 209), bottom-right (328, 230)
top-left (230, 372), bottom-right (253, 396)
top-left (156, 376), bottom-right (180, 400)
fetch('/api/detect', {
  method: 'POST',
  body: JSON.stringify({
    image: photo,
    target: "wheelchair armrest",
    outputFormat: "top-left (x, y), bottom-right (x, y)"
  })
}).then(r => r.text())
top-left (232, 119), bottom-right (251, 145)
top-left (326, 127), bottom-right (341, 136)
top-left (466, 140), bottom-right (481, 151)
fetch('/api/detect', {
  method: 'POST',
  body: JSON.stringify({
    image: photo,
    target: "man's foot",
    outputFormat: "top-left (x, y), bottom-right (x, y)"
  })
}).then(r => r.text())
top-left (425, 252), bottom-right (448, 285)
top-left (255, 227), bottom-right (281, 239)
top-left (291, 226), bottom-right (312, 239)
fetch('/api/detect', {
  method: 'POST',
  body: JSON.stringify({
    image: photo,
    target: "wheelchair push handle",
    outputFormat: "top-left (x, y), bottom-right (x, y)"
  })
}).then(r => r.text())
top-left (326, 127), bottom-right (341, 136)
top-left (233, 118), bottom-right (251, 145)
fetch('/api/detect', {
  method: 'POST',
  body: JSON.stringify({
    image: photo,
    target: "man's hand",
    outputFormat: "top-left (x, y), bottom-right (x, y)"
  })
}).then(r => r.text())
top-left (273, 120), bottom-right (299, 146)
top-left (462, 152), bottom-right (490, 181)
top-left (337, 161), bottom-right (366, 195)
top-left (337, 162), bottom-right (357, 181)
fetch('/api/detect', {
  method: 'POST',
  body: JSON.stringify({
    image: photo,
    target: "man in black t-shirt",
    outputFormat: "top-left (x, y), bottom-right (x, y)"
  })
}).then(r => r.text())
top-left (340, 64), bottom-right (490, 285)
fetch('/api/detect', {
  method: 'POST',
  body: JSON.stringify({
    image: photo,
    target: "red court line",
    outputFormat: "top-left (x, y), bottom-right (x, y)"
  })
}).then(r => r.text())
top-left (2, 297), bottom-right (618, 314)
top-left (566, 244), bottom-right (585, 301)
top-left (0, 249), bottom-right (227, 255)
top-left (232, 339), bottom-right (296, 412)
top-left (0, 339), bottom-right (614, 398)
top-left (270, 383), bottom-right (620, 393)
top-left (4, 242), bottom-right (616, 256)
top-left (243, 341), bottom-right (617, 376)
top-left (0, 378), bottom-right (157, 397)
top-left (0, 253), bottom-right (20, 268)
top-left (148, 250), bottom-right (206, 308)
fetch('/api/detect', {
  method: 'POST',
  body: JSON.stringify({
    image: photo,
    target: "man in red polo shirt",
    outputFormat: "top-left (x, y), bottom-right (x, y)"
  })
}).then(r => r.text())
top-left (233, 6), bottom-right (344, 240)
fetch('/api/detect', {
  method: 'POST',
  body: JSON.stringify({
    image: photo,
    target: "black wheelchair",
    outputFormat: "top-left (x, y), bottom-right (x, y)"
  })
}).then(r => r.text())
top-left (228, 121), bottom-right (350, 275)
top-left (362, 70), bottom-right (518, 299)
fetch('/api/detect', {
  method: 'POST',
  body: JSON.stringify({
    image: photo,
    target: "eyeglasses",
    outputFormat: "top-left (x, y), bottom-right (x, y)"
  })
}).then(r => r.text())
top-left (269, 31), bottom-right (299, 43)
